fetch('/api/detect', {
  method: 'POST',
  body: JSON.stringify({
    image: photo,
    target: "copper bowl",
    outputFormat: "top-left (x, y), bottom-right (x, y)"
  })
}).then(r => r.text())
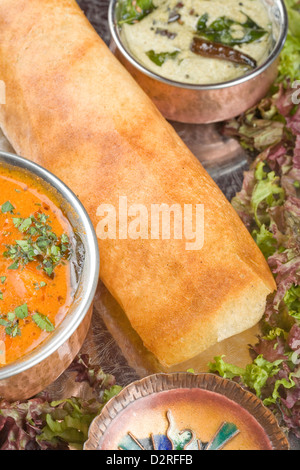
top-left (0, 151), bottom-right (100, 401)
top-left (84, 372), bottom-right (289, 451)
top-left (109, 0), bottom-right (288, 124)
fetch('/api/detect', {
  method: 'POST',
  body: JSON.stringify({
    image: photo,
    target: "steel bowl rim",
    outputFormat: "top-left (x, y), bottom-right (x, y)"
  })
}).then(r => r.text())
top-left (108, 0), bottom-right (288, 90)
top-left (0, 151), bottom-right (100, 380)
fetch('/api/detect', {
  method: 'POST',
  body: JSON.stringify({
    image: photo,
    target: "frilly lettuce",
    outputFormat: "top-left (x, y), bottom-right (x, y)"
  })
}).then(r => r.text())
top-left (0, 355), bottom-right (122, 450)
top-left (211, 0), bottom-right (300, 439)
top-left (278, 0), bottom-right (300, 81)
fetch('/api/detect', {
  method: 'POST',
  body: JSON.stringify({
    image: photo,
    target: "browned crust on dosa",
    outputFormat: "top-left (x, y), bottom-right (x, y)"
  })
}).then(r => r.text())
top-left (0, 0), bottom-right (276, 366)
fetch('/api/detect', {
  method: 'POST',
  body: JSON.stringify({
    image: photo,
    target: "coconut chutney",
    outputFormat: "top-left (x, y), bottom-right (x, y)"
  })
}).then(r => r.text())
top-left (118, 0), bottom-right (273, 84)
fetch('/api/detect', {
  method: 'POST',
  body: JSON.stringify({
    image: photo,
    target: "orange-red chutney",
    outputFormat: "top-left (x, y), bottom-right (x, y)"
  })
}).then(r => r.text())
top-left (0, 165), bottom-right (74, 366)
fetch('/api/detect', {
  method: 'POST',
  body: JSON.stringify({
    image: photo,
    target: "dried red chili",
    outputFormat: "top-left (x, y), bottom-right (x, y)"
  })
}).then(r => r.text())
top-left (190, 36), bottom-right (257, 69)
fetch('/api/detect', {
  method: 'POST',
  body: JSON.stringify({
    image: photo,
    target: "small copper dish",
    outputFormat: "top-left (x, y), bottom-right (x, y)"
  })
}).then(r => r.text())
top-left (84, 372), bottom-right (289, 450)
top-left (109, 0), bottom-right (288, 124)
top-left (0, 151), bottom-right (100, 401)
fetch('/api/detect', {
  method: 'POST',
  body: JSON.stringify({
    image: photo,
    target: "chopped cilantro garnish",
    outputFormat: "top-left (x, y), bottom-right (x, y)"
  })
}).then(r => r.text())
top-left (32, 313), bottom-right (54, 332)
top-left (0, 318), bottom-right (10, 327)
top-left (0, 303), bottom-right (54, 338)
top-left (16, 217), bottom-right (33, 233)
top-left (5, 323), bottom-right (21, 338)
top-left (0, 312), bottom-right (21, 337)
top-left (34, 281), bottom-right (47, 290)
top-left (3, 212), bottom-right (72, 277)
top-left (8, 261), bottom-right (19, 270)
top-left (1, 201), bottom-right (15, 214)
top-left (15, 304), bottom-right (28, 319)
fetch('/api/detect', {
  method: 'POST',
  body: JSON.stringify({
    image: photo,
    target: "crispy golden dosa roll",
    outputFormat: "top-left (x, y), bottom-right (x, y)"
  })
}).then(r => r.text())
top-left (0, 0), bottom-right (276, 366)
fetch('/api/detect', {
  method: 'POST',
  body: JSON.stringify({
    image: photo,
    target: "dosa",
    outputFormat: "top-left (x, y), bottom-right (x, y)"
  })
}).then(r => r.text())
top-left (0, 0), bottom-right (276, 366)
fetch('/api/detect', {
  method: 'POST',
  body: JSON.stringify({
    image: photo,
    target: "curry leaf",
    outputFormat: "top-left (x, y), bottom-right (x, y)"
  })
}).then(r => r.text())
top-left (117, 0), bottom-right (156, 25)
top-left (196, 12), bottom-right (267, 46)
top-left (146, 49), bottom-right (180, 66)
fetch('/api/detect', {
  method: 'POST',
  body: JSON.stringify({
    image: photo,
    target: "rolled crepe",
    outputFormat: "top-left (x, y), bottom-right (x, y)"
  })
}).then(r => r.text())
top-left (0, 0), bottom-right (276, 366)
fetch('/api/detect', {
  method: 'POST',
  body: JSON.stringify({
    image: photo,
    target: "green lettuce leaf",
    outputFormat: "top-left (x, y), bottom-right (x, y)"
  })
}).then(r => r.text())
top-left (37, 385), bottom-right (122, 450)
top-left (208, 355), bottom-right (245, 380)
top-left (210, 0), bottom-right (300, 439)
top-left (278, 0), bottom-right (300, 80)
top-left (209, 355), bottom-right (284, 402)
top-left (252, 224), bottom-right (277, 259)
top-left (283, 284), bottom-right (300, 320)
top-left (251, 162), bottom-right (285, 226)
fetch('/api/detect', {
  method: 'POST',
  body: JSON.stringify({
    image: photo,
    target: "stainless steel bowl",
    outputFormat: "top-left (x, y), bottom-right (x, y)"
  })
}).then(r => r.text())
top-left (0, 151), bottom-right (100, 401)
top-left (109, 0), bottom-right (288, 124)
